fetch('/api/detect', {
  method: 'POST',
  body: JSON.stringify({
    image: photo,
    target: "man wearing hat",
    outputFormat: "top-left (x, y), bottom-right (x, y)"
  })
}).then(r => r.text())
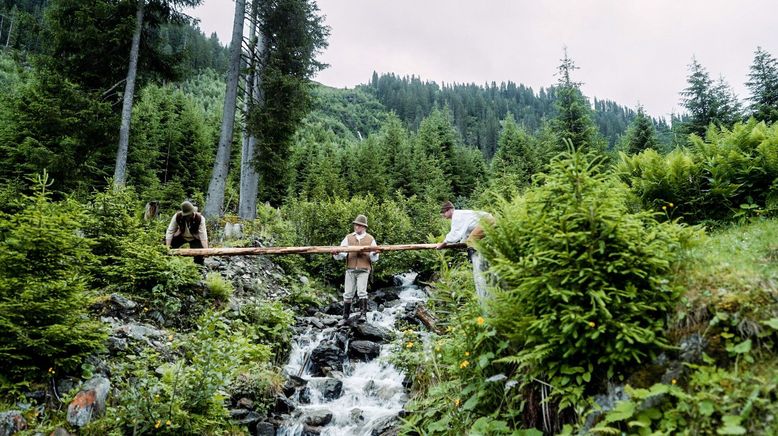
top-left (437, 201), bottom-right (494, 304)
top-left (165, 201), bottom-right (209, 265)
top-left (333, 214), bottom-right (380, 324)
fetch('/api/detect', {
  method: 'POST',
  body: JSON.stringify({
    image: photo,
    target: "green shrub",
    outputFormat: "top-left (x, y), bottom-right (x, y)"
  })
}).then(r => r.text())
top-left (0, 174), bottom-right (106, 380)
top-left (239, 301), bottom-right (295, 360)
top-left (480, 147), bottom-right (693, 412)
top-left (618, 119), bottom-right (778, 223)
top-left (204, 272), bottom-right (233, 300)
top-left (90, 311), bottom-right (270, 435)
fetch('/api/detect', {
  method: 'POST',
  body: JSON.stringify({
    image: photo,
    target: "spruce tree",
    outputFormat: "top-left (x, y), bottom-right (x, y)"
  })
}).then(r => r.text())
top-left (551, 49), bottom-right (601, 153)
top-left (746, 47), bottom-right (778, 123)
top-left (0, 174), bottom-right (106, 380)
top-left (491, 113), bottom-right (539, 185)
top-left (678, 58), bottom-right (741, 136)
top-left (622, 106), bottom-right (659, 154)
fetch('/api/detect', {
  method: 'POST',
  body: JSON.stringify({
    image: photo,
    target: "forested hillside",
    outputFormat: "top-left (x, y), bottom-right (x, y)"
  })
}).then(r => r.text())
top-left (1, 0), bottom-right (778, 434)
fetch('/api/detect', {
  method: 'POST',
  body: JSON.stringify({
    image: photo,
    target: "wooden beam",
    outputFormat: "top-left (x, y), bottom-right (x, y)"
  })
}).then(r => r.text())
top-left (170, 243), bottom-right (467, 257)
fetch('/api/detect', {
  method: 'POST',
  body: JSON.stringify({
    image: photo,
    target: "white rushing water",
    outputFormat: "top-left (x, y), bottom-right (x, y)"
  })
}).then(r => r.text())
top-left (278, 273), bottom-right (425, 436)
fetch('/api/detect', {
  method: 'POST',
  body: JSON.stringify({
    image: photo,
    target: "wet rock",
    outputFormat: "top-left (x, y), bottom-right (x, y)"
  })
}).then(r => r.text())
top-left (0, 410), bottom-right (27, 436)
top-left (273, 395), bottom-right (295, 414)
top-left (309, 341), bottom-right (346, 376)
top-left (298, 387), bottom-right (311, 404)
top-left (353, 323), bottom-right (393, 343)
top-left (301, 424), bottom-right (321, 436)
top-left (348, 340), bottom-right (381, 361)
top-left (283, 375), bottom-right (307, 397)
top-left (237, 411), bottom-right (262, 429)
top-left (370, 415), bottom-right (398, 436)
top-left (256, 421), bottom-right (276, 436)
top-left (299, 276), bottom-right (310, 285)
top-left (50, 428), bottom-right (71, 436)
top-left (304, 410), bottom-right (333, 427)
top-left (323, 302), bottom-right (343, 316)
top-left (303, 317), bottom-right (325, 330)
top-left (372, 287), bottom-right (401, 304)
top-left (350, 408), bottom-right (365, 423)
top-left (66, 376), bottom-right (110, 427)
top-left (318, 378), bottom-right (343, 401)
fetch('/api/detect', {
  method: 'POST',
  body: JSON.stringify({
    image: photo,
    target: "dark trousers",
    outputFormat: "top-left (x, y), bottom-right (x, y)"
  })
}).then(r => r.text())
top-left (171, 235), bottom-right (204, 265)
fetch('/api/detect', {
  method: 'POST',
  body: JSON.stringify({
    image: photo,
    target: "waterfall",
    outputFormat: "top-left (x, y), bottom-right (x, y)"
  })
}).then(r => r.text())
top-left (277, 274), bottom-right (425, 435)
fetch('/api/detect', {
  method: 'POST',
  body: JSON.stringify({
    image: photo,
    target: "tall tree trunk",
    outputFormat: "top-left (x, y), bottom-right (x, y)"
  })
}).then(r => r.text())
top-left (4, 13), bottom-right (13, 47)
top-left (238, 0), bottom-right (263, 220)
top-left (113, 0), bottom-right (145, 187)
top-left (204, 0), bottom-right (246, 218)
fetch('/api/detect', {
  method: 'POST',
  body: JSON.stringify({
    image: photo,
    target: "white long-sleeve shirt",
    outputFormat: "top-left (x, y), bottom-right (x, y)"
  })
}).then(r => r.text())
top-left (443, 209), bottom-right (490, 244)
top-left (333, 232), bottom-right (379, 263)
top-left (165, 214), bottom-right (208, 248)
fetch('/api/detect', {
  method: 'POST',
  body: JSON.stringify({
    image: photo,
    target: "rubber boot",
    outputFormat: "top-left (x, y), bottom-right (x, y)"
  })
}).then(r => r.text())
top-left (358, 298), bottom-right (368, 321)
top-left (338, 301), bottom-right (351, 326)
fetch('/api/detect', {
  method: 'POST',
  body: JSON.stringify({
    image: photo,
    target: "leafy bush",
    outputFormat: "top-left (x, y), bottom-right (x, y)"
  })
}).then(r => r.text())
top-left (480, 147), bottom-right (693, 413)
top-left (618, 119), bottom-right (778, 223)
top-left (239, 301), bottom-right (295, 360)
top-left (90, 311), bottom-right (270, 435)
top-left (0, 174), bottom-right (106, 380)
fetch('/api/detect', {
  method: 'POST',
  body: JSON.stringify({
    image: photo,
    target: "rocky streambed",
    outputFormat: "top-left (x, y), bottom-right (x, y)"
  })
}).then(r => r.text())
top-left (266, 273), bottom-right (427, 436)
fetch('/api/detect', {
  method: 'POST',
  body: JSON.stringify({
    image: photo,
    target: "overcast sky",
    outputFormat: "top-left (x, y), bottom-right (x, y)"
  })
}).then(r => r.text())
top-left (189, 0), bottom-right (777, 119)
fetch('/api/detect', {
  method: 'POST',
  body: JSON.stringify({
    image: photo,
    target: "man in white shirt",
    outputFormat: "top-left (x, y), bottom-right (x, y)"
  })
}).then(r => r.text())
top-left (333, 214), bottom-right (380, 324)
top-left (165, 201), bottom-right (209, 265)
top-left (436, 201), bottom-right (494, 305)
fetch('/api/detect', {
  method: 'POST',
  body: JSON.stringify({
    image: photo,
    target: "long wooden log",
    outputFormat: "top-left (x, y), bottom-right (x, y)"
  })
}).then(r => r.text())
top-left (170, 243), bottom-right (467, 257)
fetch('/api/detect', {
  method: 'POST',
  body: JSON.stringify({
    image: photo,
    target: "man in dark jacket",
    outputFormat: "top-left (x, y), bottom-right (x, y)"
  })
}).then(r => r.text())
top-left (165, 201), bottom-right (209, 265)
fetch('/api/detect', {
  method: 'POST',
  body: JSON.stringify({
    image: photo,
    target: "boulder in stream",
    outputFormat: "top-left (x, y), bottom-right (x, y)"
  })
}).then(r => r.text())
top-left (309, 341), bottom-right (346, 376)
top-left (349, 340), bottom-right (381, 361)
top-left (304, 410), bottom-right (333, 427)
top-left (318, 378), bottom-right (343, 401)
top-left (283, 374), bottom-right (307, 397)
top-left (353, 323), bottom-right (393, 343)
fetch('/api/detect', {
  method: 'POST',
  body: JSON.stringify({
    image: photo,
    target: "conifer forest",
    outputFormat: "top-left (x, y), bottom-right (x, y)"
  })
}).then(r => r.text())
top-left (0, 0), bottom-right (777, 435)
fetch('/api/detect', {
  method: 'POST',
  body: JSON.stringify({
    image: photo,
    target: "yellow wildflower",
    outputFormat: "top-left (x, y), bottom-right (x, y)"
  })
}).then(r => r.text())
top-left (465, 351), bottom-right (470, 357)
top-left (154, 420), bottom-right (161, 429)
top-left (460, 360), bottom-right (470, 369)
top-left (662, 206), bottom-right (667, 211)
top-left (588, 321), bottom-right (596, 328)
top-left (668, 203), bottom-right (674, 208)
top-left (406, 341), bottom-right (414, 348)
top-left (454, 398), bottom-right (461, 407)
top-left (167, 334), bottom-right (174, 341)
top-left (166, 420), bottom-right (171, 426)
top-left (435, 346), bottom-right (441, 352)
top-left (476, 316), bottom-right (485, 325)
top-left (671, 379), bottom-right (677, 385)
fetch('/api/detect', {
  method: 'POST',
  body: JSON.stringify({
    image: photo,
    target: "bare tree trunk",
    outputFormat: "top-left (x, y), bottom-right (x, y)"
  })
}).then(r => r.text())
top-left (113, 0), bottom-right (145, 187)
top-left (170, 243), bottom-right (467, 257)
top-left (204, 0), bottom-right (246, 218)
top-left (238, 0), bottom-right (263, 220)
top-left (5, 13), bottom-right (13, 48)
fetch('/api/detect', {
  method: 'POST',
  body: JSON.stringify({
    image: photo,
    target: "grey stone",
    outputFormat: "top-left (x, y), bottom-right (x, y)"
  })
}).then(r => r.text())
top-left (56, 378), bottom-right (80, 396)
top-left (107, 336), bottom-right (128, 352)
top-left (298, 387), bottom-right (311, 404)
top-left (66, 376), bottom-right (110, 427)
top-left (317, 378), bottom-right (343, 401)
top-left (273, 395), bottom-right (295, 414)
top-left (236, 411), bottom-right (262, 427)
top-left (0, 411), bottom-right (27, 436)
top-left (256, 422), bottom-right (276, 436)
top-left (304, 410), bottom-right (333, 427)
top-left (299, 275), bottom-right (310, 285)
top-left (109, 293), bottom-right (137, 312)
top-left (350, 408), bottom-right (365, 423)
top-left (50, 428), bottom-right (71, 436)
top-left (353, 323), bottom-right (393, 343)
top-left (229, 409), bottom-right (249, 419)
top-left (348, 340), bottom-right (381, 361)
top-left (301, 425), bottom-right (321, 436)
top-left (309, 341), bottom-right (346, 376)
top-left (112, 323), bottom-right (164, 343)
top-left (236, 397), bottom-right (254, 410)
top-left (282, 375), bottom-right (307, 397)
top-left (370, 415), bottom-right (398, 436)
